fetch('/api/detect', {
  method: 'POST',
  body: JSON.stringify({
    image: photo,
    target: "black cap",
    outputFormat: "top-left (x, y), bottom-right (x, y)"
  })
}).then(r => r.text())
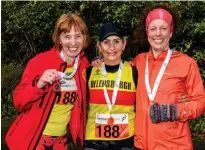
top-left (99, 22), bottom-right (123, 41)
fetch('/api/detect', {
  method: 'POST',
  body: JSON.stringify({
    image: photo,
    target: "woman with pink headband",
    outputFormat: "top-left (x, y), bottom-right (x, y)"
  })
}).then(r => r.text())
top-left (133, 5), bottom-right (205, 150)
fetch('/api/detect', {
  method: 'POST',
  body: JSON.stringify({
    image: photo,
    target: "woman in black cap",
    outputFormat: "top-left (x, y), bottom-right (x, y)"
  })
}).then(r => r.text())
top-left (84, 22), bottom-right (138, 150)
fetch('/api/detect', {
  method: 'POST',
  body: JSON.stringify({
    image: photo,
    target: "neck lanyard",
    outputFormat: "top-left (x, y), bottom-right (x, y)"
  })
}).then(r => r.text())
top-left (145, 48), bottom-right (172, 101)
top-left (58, 50), bottom-right (79, 79)
top-left (102, 61), bottom-right (123, 112)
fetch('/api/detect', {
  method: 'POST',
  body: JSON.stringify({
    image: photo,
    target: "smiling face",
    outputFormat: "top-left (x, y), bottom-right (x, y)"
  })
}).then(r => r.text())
top-left (52, 13), bottom-right (89, 63)
top-left (98, 35), bottom-right (126, 65)
top-left (147, 19), bottom-right (172, 53)
top-left (59, 27), bottom-right (84, 63)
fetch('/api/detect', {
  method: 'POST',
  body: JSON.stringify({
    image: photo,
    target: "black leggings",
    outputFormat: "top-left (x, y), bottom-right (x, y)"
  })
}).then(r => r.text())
top-left (84, 136), bottom-right (141, 150)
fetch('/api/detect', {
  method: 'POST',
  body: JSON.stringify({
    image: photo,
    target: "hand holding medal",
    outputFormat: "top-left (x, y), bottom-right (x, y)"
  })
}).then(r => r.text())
top-left (37, 69), bottom-right (61, 91)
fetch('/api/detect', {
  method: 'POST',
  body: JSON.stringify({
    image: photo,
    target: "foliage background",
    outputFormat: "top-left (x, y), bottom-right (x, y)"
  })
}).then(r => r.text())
top-left (1, 1), bottom-right (205, 150)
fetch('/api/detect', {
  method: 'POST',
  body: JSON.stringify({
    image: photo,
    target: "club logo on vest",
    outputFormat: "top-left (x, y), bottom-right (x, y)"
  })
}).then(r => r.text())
top-left (65, 72), bottom-right (72, 80)
top-left (94, 68), bottom-right (100, 75)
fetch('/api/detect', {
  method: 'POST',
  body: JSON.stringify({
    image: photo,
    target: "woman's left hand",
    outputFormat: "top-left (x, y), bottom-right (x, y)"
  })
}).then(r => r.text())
top-left (178, 94), bottom-right (189, 103)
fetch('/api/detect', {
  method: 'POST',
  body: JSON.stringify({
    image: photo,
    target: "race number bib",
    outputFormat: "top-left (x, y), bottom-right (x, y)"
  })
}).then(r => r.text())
top-left (54, 79), bottom-right (78, 105)
top-left (54, 91), bottom-right (77, 105)
top-left (95, 114), bottom-right (129, 139)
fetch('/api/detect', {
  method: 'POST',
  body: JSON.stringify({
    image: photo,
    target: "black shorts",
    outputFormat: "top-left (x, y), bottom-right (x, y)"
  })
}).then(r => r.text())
top-left (84, 136), bottom-right (140, 150)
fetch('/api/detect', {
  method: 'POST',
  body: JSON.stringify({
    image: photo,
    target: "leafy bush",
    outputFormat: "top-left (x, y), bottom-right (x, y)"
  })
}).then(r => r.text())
top-left (190, 113), bottom-right (205, 133)
top-left (1, 63), bottom-right (24, 118)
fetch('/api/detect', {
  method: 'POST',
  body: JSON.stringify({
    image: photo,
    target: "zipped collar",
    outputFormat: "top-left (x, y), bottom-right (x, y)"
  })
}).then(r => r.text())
top-left (147, 49), bottom-right (169, 61)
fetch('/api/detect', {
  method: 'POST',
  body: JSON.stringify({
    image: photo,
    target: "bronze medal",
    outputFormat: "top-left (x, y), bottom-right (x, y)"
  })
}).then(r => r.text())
top-left (53, 81), bottom-right (60, 92)
top-left (107, 116), bottom-right (114, 125)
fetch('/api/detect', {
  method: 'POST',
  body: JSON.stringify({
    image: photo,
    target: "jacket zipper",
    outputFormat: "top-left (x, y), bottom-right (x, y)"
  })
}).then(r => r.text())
top-left (77, 67), bottom-right (85, 146)
top-left (145, 107), bottom-right (148, 150)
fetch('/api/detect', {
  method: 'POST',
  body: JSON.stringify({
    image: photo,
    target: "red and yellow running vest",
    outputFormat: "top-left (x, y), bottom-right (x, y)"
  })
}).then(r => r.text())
top-left (85, 61), bottom-right (136, 140)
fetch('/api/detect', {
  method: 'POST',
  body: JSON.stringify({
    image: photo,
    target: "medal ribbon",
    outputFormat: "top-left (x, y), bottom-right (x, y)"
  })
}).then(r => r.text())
top-left (145, 48), bottom-right (172, 101)
top-left (102, 61), bottom-right (123, 111)
top-left (58, 50), bottom-right (79, 79)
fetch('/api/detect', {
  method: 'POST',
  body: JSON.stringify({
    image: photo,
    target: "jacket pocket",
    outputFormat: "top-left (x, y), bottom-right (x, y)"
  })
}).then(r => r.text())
top-left (8, 113), bottom-right (24, 136)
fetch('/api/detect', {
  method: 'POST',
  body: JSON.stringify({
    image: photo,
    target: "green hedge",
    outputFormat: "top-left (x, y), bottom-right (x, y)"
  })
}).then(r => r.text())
top-left (1, 63), bottom-right (24, 118)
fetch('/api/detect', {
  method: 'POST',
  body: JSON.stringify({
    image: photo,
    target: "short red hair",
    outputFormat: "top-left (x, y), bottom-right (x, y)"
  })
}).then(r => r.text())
top-left (52, 13), bottom-right (89, 49)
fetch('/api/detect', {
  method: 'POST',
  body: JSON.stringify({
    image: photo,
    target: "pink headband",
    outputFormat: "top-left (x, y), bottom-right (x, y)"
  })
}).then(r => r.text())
top-left (146, 8), bottom-right (173, 34)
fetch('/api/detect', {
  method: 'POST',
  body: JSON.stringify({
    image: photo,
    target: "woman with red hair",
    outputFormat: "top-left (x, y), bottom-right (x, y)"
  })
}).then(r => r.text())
top-left (6, 13), bottom-right (90, 150)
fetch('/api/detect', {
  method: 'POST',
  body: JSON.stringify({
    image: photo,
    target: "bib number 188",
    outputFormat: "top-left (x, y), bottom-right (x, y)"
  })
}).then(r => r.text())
top-left (96, 125), bottom-right (120, 138)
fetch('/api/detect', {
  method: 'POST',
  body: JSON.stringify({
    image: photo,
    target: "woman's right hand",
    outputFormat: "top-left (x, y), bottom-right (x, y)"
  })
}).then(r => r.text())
top-left (37, 69), bottom-right (60, 89)
top-left (128, 61), bottom-right (135, 66)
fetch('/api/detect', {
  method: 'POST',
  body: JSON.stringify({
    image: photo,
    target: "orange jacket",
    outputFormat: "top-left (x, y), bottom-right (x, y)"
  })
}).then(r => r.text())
top-left (134, 50), bottom-right (205, 150)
